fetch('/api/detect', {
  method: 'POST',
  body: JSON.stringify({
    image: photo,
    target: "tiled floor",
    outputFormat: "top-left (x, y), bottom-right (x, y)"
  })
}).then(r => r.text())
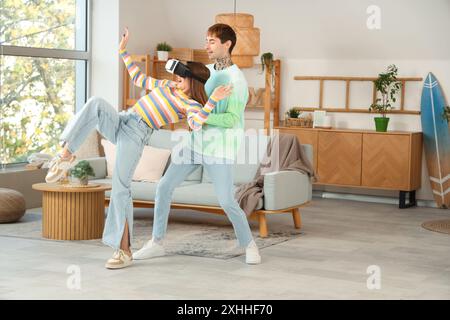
top-left (0, 198), bottom-right (449, 299)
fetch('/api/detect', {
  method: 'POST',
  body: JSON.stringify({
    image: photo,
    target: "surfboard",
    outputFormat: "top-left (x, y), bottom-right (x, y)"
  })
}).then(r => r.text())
top-left (420, 73), bottom-right (450, 208)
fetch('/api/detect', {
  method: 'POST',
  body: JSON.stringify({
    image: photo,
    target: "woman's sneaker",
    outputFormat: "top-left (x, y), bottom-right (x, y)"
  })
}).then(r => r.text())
top-left (132, 239), bottom-right (166, 260)
top-left (245, 240), bottom-right (261, 264)
top-left (105, 249), bottom-right (133, 269)
top-left (45, 154), bottom-right (76, 183)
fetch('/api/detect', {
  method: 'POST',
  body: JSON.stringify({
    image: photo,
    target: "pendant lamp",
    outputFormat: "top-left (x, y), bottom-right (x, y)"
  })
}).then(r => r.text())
top-left (215, 0), bottom-right (260, 68)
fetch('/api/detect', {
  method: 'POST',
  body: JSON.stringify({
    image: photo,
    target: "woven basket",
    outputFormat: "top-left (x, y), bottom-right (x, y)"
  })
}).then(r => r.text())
top-left (285, 117), bottom-right (313, 128)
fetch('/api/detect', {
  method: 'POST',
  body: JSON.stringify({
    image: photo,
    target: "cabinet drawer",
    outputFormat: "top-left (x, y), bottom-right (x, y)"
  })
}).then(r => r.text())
top-left (318, 132), bottom-right (362, 185)
top-left (362, 134), bottom-right (410, 189)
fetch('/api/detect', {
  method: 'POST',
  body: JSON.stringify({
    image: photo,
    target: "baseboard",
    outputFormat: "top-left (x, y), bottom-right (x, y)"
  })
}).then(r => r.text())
top-left (312, 190), bottom-right (438, 208)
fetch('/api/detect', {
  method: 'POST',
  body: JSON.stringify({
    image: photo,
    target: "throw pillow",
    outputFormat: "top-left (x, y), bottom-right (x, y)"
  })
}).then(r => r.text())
top-left (100, 139), bottom-right (171, 182)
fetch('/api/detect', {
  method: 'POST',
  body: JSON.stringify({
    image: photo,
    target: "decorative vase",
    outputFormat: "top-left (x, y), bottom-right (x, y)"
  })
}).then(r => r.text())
top-left (374, 117), bottom-right (390, 132)
top-left (157, 51), bottom-right (169, 61)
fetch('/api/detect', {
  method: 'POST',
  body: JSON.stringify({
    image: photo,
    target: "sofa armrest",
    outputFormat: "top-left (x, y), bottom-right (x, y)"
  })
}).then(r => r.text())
top-left (263, 171), bottom-right (312, 210)
top-left (80, 157), bottom-right (107, 179)
top-left (301, 144), bottom-right (313, 165)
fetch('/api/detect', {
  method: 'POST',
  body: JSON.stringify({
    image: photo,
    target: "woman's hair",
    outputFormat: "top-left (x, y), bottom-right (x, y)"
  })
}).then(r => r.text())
top-left (207, 23), bottom-right (237, 54)
top-left (186, 61), bottom-right (210, 105)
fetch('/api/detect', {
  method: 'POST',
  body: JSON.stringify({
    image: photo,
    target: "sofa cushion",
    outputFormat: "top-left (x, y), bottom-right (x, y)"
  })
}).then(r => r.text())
top-left (95, 179), bottom-right (263, 210)
top-left (93, 178), bottom-right (198, 201)
top-left (101, 139), bottom-right (171, 182)
top-left (133, 146), bottom-right (171, 182)
top-left (171, 183), bottom-right (263, 210)
top-left (202, 164), bottom-right (260, 185)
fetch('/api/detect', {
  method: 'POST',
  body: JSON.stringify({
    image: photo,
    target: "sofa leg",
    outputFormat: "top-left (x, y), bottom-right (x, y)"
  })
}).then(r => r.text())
top-left (292, 208), bottom-right (302, 229)
top-left (258, 213), bottom-right (268, 238)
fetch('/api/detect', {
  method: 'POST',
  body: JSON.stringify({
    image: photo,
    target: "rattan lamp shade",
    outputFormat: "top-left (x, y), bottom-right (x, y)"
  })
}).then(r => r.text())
top-left (215, 13), bottom-right (260, 68)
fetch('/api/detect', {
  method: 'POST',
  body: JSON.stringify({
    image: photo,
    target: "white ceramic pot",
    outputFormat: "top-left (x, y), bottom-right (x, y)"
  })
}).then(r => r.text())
top-left (157, 51), bottom-right (169, 61)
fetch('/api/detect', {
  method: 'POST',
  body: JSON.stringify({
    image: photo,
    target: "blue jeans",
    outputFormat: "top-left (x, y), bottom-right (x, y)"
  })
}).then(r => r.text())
top-left (153, 148), bottom-right (254, 247)
top-left (60, 97), bottom-right (153, 249)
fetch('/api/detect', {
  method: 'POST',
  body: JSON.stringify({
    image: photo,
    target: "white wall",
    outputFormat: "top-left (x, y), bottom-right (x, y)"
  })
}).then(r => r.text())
top-left (91, 0), bottom-right (120, 106)
top-left (91, 0), bottom-right (172, 106)
top-left (117, 0), bottom-right (174, 105)
top-left (90, 0), bottom-right (450, 202)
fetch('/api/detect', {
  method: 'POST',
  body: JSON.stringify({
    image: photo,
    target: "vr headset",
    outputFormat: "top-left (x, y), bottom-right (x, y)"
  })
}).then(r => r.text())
top-left (165, 59), bottom-right (207, 84)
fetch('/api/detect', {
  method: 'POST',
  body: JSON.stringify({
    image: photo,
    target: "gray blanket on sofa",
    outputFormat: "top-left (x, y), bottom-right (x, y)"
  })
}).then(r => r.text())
top-left (235, 133), bottom-right (317, 215)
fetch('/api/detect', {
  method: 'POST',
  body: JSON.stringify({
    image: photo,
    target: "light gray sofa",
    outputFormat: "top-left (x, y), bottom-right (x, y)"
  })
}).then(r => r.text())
top-left (85, 129), bottom-right (313, 237)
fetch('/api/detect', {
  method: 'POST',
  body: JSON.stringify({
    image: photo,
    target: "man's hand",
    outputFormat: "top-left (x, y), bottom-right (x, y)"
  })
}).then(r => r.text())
top-left (119, 27), bottom-right (129, 52)
top-left (211, 84), bottom-right (233, 101)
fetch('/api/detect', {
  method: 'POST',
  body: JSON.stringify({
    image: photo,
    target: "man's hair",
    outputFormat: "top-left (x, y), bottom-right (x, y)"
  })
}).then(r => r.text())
top-left (207, 23), bottom-right (237, 54)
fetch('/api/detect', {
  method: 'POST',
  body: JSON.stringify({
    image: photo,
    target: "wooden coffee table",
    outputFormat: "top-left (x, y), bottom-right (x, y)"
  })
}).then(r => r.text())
top-left (32, 183), bottom-right (111, 240)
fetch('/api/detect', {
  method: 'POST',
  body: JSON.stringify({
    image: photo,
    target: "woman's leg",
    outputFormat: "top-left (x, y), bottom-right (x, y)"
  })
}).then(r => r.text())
top-left (46, 97), bottom-right (122, 183)
top-left (60, 97), bottom-right (121, 154)
top-left (102, 113), bottom-right (150, 252)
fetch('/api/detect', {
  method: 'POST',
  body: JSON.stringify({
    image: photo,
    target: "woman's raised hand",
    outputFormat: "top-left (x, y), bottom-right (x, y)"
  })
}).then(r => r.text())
top-left (212, 84), bottom-right (233, 101)
top-left (119, 28), bottom-right (129, 51)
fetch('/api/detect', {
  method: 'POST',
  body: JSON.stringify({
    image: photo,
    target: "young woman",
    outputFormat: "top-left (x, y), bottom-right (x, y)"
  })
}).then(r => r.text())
top-left (45, 28), bottom-right (232, 269)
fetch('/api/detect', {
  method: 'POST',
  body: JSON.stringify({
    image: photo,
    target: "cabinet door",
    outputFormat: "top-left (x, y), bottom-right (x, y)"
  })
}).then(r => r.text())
top-left (278, 128), bottom-right (318, 170)
top-left (362, 134), bottom-right (410, 190)
top-left (317, 132), bottom-right (362, 185)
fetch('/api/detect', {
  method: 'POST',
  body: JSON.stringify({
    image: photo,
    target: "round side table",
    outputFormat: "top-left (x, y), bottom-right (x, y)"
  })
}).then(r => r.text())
top-left (32, 183), bottom-right (111, 240)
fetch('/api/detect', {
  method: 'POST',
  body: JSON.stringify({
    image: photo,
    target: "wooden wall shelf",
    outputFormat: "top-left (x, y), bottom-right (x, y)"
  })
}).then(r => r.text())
top-left (292, 75), bottom-right (423, 115)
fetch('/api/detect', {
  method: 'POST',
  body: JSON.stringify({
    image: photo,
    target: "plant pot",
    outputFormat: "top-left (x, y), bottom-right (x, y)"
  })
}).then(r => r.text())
top-left (374, 117), bottom-right (390, 132)
top-left (157, 51), bottom-right (169, 61)
top-left (77, 177), bottom-right (89, 186)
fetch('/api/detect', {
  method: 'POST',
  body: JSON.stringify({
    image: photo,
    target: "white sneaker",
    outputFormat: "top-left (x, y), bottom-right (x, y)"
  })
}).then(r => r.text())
top-left (105, 249), bottom-right (133, 269)
top-left (45, 154), bottom-right (76, 183)
top-left (132, 240), bottom-right (166, 260)
top-left (245, 240), bottom-right (261, 265)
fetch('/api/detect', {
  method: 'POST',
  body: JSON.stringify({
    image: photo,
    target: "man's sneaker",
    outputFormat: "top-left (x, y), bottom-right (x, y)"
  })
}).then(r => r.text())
top-left (245, 240), bottom-right (261, 264)
top-left (45, 154), bottom-right (76, 183)
top-left (132, 239), bottom-right (166, 260)
top-left (105, 249), bottom-right (133, 269)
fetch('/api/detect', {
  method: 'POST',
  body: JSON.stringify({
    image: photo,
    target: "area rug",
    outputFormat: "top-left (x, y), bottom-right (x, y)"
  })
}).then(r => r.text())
top-left (0, 211), bottom-right (302, 259)
top-left (421, 219), bottom-right (450, 235)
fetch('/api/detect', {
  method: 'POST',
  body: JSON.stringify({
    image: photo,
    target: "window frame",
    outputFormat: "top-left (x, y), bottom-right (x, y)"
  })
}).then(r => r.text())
top-left (0, 0), bottom-right (92, 167)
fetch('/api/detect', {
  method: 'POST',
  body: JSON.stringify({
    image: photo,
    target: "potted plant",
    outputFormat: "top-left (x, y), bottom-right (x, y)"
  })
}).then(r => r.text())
top-left (285, 108), bottom-right (302, 126)
top-left (156, 42), bottom-right (172, 61)
top-left (69, 160), bottom-right (95, 186)
top-left (369, 64), bottom-right (402, 132)
top-left (287, 107), bottom-right (300, 119)
top-left (261, 52), bottom-right (274, 73)
top-left (260, 52), bottom-right (275, 87)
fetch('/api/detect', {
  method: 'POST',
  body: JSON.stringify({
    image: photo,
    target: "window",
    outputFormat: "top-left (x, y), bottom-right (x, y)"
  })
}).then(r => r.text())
top-left (1, 0), bottom-right (90, 166)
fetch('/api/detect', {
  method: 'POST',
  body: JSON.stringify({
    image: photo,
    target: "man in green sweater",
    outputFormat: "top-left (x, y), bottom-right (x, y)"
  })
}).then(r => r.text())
top-left (133, 24), bottom-right (261, 265)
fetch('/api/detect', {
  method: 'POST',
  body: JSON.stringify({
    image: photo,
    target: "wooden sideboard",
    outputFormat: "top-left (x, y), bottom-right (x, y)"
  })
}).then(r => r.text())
top-left (276, 127), bottom-right (423, 208)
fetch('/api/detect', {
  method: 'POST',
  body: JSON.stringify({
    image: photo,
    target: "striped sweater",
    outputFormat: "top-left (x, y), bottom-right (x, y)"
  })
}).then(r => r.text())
top-left (120, 49), bottom-right (218, 130)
